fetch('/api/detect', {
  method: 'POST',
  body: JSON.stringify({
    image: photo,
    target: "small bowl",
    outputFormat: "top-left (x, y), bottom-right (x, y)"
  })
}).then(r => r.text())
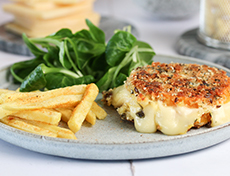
top-left (133, 0), bottom-right (200, 20)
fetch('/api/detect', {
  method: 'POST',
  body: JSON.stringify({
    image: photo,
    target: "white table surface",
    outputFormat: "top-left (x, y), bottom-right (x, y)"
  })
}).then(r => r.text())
top-left (0, 0), bottom-right (230, 176)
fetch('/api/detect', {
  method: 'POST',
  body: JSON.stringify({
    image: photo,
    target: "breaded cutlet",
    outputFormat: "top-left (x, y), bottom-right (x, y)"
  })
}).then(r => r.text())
top-left (103, 62), bottom-right (230, 135)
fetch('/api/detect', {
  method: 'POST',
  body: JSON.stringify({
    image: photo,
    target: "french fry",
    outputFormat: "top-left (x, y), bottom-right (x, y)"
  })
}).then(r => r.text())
top-left (85, 110), bottom-right (96, 125)
top-left (0, 106), bottom-right (16, 119)
top-left (57, 106), bottom-right (97, 125)
top-left (68, 83), bottom-right (99, 133)
top-left (91, 102), bottom-right (107, 120)
top-left (2, 94), bottom-right (83, 111)
top-left (12, 108), bottom-right (62, 125)
top-left (55, 107), bottom-right (74, 123)
top-left (0, 116), bottom-right (57, 137)
top-left (0, 106), bottom-right (62, 125)
top-left (26, 120), bottom-right (77, 139)
top-left (0, 89), bottom-right (16, 95)
top-left (0, 84), bottom-right (86, 104)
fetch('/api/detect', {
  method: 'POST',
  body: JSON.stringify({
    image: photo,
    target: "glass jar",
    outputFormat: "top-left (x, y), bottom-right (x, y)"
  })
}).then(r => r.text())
top-left (197, 0), bottom-right (230, 50)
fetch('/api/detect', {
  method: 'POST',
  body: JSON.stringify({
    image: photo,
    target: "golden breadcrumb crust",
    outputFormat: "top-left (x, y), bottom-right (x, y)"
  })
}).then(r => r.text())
top-left (126, 62), bottom-right (230, 108)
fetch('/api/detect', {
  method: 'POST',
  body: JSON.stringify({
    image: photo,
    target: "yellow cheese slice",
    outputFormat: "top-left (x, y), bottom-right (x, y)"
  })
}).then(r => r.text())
top-left (14, 11), bottom-right (97, 29)
top-left (20, 2), bottom-right (57, 10)
top-left (5, 12), bottom-right (100, 38)
top-left (9, 0), bottom-right (83, 5)
top-left (3, 0), bottom-right (95, 20)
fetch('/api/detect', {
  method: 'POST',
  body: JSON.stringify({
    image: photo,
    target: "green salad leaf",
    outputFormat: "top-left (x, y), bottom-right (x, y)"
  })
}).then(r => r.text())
top-left (11, 19), bottom-right (155, 92)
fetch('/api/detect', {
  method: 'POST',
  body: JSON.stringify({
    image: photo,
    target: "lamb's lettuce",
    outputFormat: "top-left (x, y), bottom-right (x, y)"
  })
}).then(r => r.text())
top-left (10, 19), bottom-right (155, 92)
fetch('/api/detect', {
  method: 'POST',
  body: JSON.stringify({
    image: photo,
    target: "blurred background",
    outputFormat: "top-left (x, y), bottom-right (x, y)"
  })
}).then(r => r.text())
top-left (94, 0), bottom-right (200, 55)
top-left (0, 0), bottom-right (201, 56)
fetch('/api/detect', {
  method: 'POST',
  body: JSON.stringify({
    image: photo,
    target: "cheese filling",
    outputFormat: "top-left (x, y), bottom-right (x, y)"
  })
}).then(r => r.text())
top-left (111, 85), bottom-right (230, 135)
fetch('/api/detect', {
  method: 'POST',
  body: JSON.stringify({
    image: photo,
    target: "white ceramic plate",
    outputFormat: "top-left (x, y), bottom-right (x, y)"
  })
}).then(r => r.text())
top-left (0, 55), bottom-right (230, 160)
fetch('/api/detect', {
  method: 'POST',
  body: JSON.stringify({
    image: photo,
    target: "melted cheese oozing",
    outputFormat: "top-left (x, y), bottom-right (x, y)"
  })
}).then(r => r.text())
top-left (211, 104), bottom-right (230, 127)
top-left (111, 85), bottom-right (230, 135)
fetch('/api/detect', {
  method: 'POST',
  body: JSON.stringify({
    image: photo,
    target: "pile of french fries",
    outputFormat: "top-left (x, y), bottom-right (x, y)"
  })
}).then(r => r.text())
top-left (0, 83), bottom-right (107, 140)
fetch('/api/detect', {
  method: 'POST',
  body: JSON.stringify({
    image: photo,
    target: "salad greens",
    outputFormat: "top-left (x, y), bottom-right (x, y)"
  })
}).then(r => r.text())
top-left (11, 19), bottom-right (155, 92)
